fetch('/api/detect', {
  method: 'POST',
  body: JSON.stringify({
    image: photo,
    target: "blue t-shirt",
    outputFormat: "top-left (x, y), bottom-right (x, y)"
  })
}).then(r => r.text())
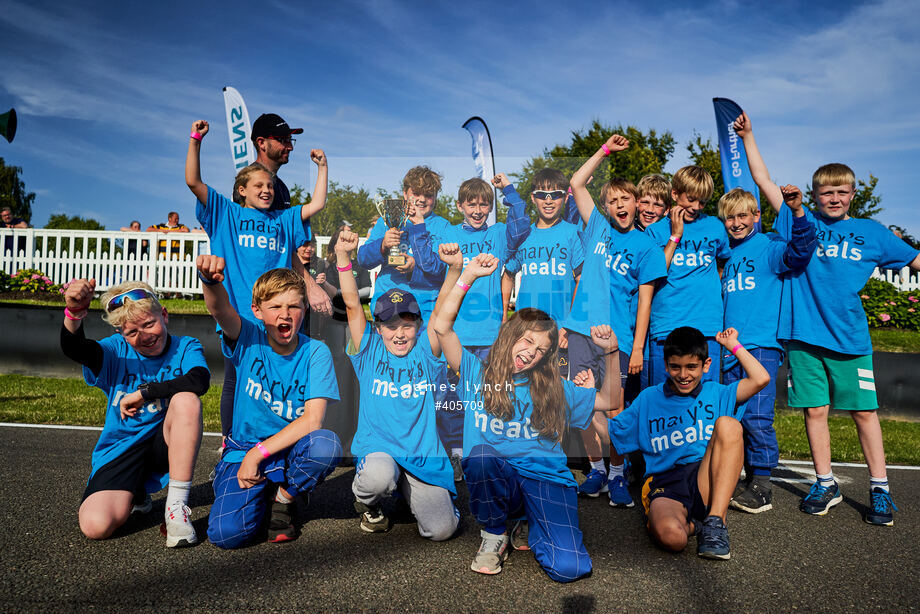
top-left (222, 319), bottom-right (339, 463)
top-left (358, 215), bottom-right (452, 322)
top-left (646, 215), bottom-right (730, 339)
top-left (459, 349), bottom-right (596, 487)
top-left (565, 210), bottom-right (666, 350)
top-left (506, 221), bottom-right (585, 323)
top-left (444, 223), bottom-right (513, 347)
top-left (197, 186), bottom-right (309, 320)
top-left (84, 334), bottom-right (208, 490)
top-left (349, 327), bottom-right (455, 494)
top-left (721, 231), bottom-right (790, 368)
top-left (609, 380), bottom-right (741, 476)
top-left (774, 205), bottom-right (919, 355)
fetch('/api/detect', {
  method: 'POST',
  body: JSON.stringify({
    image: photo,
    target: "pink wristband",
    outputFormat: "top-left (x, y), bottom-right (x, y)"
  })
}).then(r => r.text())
top-left (456, 280), bottom-right (471, 291)
top-left (336, 262), bottom-right (353, 272)
top-left (601, 144), bottom-right (611, 156)
top-left (190, 132), bottom-right (203, 141)
top-left (669, 235), bottom-right (681, 244)
top-left (730, 343), bottom-right (743, 355)
top-left (64, 307), bottom-right (87, 321)
top-left (255, 442), bottom-right (271, 459)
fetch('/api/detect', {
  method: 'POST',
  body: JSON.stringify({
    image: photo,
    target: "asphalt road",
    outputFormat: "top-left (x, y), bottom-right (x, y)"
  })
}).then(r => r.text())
top-left (2, 424), bottom-right (919, 613)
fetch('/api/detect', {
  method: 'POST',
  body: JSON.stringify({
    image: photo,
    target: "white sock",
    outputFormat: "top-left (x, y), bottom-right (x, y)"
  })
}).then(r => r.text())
top-left (451, 447), bottom-right (463, 458)
top-left (166, 479), bottom-right (191, 508)
top-left (590, 459), bottom-right (606, 475)
top-left (609, 463), bottom-right (625, 478)
top-left (870, 476), bottom-right (890, 492)
top-left (275, 488), bottom-right (293, 504)
top-left (816, 472), bottom-right (835, 488)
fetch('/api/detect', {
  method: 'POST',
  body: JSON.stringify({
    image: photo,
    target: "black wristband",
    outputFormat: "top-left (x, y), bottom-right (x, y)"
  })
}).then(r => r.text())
top-left (197, 271), bottom-right (219, 286)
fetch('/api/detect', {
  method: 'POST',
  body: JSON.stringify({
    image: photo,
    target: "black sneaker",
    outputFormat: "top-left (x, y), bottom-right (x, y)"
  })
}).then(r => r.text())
top-left (267, 500), bottom-right (297, 543)
top-left (731, 480), bottom-right (773, 514)
top-left (732, 477), bottom-right (749, 500)
top-left (800, 480), bottom-right (842, 515)
top-left (864, 487), bottom-right (897, 526)
top-left (697, 515), bottom-right (730, 560)
top-left (354, 500), bottom-right (390, 533)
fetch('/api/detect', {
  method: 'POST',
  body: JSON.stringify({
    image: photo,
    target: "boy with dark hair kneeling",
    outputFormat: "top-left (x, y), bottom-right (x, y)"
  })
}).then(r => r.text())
top-left (609, 326), bottom-right (769, 559)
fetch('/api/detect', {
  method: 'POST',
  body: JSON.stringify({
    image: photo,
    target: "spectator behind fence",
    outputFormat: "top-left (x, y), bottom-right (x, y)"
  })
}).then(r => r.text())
top-left (147, 212), bottom-right (189, 258)
top-left (119, 220), bottom-right (149, 258)
top-left (1, 206), bottom-right (29, 255)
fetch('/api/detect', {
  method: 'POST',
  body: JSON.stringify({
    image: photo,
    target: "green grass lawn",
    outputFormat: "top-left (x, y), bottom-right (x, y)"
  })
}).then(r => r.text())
top-left (0, 297), bottom-right (209, 315)
top-left (3, 374), bottom-right (920, 465)
top-left (869, 327), bottom-right (920, 353)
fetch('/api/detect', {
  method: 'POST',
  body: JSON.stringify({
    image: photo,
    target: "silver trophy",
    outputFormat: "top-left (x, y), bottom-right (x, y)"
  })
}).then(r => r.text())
top-left (375, 198), bottom-right (410, 266)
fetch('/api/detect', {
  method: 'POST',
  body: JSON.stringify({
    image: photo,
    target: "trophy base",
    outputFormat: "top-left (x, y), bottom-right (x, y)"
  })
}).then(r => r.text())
top-left (388, 254), bottom-right (407, 267)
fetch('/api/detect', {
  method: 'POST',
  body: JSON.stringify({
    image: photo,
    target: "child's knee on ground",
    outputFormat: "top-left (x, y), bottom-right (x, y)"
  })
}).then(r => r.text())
top-left (79, 493), bottom-right (132, 540)
top-left (648, 499), bottom-right (691, 552)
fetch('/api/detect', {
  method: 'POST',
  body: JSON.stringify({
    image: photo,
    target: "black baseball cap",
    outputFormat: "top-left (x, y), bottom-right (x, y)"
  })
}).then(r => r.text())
top-left (251, 113), bottom-right (303, 140)
top-left (373, 289), bottom-right (422, 323)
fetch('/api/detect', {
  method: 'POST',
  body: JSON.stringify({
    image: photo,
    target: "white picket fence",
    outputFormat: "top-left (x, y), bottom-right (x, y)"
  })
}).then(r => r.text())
top-left (0, 228), bottom-right (335, 295)
top-left (0, 227), bottom-right (917, 295)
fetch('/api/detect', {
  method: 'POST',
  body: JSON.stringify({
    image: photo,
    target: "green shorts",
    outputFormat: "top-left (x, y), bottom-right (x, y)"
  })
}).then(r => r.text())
top-left (786, 341), bottom-right (878, 411)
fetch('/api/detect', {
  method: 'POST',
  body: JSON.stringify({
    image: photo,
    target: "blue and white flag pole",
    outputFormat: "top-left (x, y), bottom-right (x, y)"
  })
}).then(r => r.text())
top-left (462, 116), bottom-right (498, 226)
top-left (223, 86), bottom-right (256, 172)
top-left (713, 98), bottom-right (760, 223)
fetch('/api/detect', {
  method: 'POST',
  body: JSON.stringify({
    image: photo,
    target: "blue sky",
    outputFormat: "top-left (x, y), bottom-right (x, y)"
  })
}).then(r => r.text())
top-left (1, 0), bottom-right (918, 236)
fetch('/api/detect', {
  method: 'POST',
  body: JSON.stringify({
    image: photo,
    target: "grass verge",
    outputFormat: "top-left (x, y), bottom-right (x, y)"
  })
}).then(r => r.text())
top-left (869, 327), bottom-right (920, 353)
top-left (3, 374), bottom-right (920, 465)
top-left (0, 297), bottom-right (209, 315)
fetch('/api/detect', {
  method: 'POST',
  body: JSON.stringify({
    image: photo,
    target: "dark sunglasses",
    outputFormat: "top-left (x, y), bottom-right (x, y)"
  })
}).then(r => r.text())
top-left (267, 135), bottom-right (295, 146)
top-left (105, 288), bottom-right (158, 313)
top-left (532, 190), bottom-right (565, 201)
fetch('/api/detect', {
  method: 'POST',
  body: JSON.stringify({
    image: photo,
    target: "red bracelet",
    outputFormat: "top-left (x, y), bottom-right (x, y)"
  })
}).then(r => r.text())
top-left (601, 144), bottom-right (611, 156)
top-left (64, 307), bottom-right (87, 321)
top-left (190, 132), bottom-right (203, 141)
top-left (336, 262), bottom-right (353, 272)
top-left (730, 343), bottom-right (743, 355)
top-left (456, 280), bottom-right (471, 291)
top-left (255, 442), bottom-right (271, 459)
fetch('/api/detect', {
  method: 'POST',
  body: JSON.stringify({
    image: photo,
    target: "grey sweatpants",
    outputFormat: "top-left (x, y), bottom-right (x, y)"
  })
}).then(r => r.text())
top-left (352, 451), bottom-right (459, 541)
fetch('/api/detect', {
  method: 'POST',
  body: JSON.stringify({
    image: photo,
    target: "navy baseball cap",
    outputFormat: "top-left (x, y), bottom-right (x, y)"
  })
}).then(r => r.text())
top-left (373, 289), bottom-right (422, 322)
top-left (251, 113), bottom-right (303, 140)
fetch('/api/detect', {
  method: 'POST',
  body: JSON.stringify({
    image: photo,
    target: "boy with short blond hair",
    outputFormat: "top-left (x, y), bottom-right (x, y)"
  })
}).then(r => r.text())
top-left (61, 280), bottom-right (209, 547)
top-left (734, 111), bottom-right (920, 524)
top-left (636, 174), bottom-right (672, 231)
top-left (198, 258), bottom-right (342, 547)
top-left (717, 187), bottom-right (815, 513)
top-left (565, 135), bottom-right (667, 506)
top-left (645, 165), bottom-right (730, 388)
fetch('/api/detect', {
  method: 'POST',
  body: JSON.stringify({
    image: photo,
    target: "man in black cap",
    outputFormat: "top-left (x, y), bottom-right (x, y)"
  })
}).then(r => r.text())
top-left (250, 113), bottom-right (303, 211)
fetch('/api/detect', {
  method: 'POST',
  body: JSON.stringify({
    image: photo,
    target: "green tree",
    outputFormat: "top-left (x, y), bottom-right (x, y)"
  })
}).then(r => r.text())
top-left (512, 120), bottom-right (676, 217)
top-left (0, 157), bottom-right (35, 222)
top-left (44, 213), bottom-right (107, 254)
top-left (294, 181), bottom-right (390, 237)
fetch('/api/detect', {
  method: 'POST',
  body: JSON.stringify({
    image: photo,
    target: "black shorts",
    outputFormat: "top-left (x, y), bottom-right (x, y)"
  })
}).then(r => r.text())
top-left (82, 421), bottom-right (169, 503)
top-left (641, 460), bottom-right (707, 522)
top-left (566, 331), bottom-right (640, 405)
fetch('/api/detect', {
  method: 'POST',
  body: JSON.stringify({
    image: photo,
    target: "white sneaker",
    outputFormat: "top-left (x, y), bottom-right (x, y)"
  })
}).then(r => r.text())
top-left (470, 530), bottom-right (509, 575)
top-left (164, 502), bottom-right (197, 548)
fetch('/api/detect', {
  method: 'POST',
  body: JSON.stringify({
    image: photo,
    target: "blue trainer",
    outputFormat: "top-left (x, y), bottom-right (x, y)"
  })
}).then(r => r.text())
top-left (578, 469), bottom-right (608, 497)
top-left (607, 475), bottom-right (635, 508)
top-left (799, 480), bottom-right (843, 515)
top-left (697, 515), bottom-right (730, 560)
top-left (864, 487), bottom-right (897, 526)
